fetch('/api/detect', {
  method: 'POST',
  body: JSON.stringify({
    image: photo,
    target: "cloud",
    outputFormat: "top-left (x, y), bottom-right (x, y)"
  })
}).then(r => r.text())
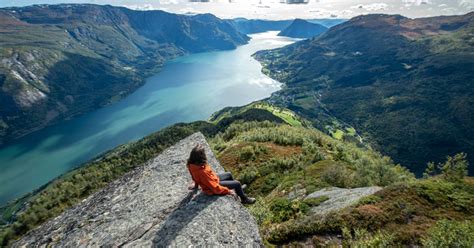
top-left (459, 0), bottom-right (474, 9)
top-left (351, 3), bottom-right (389, 11)
top-left (402, 0), bottom-right (431, 7)
top-left (123, 4), bottom-right (159, 10)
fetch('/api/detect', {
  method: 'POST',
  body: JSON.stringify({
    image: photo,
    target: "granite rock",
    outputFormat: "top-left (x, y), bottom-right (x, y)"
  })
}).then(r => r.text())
top-left (14, 132), bottom-right (262, 247)
top-left (306, 186), bottom-right (382, 215)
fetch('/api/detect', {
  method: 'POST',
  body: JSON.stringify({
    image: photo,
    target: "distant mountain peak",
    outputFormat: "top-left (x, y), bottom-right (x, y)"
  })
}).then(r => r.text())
top-left (278, 18), bottom-right (328, 38)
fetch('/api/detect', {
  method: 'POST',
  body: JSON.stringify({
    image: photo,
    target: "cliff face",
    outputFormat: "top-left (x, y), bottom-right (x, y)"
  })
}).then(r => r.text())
top-left (13, 132), bottom-right (262, 247)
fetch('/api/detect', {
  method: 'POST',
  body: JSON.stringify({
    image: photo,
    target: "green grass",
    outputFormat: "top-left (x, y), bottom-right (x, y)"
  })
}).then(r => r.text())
top-left (330, 129), bottom-right (344, 140)
top-left (210, 102), bottom-right (304, 127)
top-left (345, 127), bottom-right (356, 136)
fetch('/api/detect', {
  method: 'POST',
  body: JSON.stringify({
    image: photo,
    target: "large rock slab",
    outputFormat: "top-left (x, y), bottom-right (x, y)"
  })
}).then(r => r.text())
top-left (14, 132), bottom-right (262, 247)
top-left (305, 186), bottom-right (382, 215)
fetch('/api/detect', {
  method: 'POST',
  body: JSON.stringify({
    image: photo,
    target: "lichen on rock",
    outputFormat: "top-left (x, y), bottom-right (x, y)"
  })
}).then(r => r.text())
top-left (13, 132), bottom-right (262, 247)
top-left (305, 186), bottom-right (382, 215)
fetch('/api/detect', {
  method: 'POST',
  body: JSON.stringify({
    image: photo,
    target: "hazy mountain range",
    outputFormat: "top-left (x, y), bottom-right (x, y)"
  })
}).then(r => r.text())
top-left (230, 17), bottom-right (345, 34)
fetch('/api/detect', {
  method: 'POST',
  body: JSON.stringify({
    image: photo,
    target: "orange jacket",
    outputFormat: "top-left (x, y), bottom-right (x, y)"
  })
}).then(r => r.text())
top-left (187, 163), bottom-right (231, 195)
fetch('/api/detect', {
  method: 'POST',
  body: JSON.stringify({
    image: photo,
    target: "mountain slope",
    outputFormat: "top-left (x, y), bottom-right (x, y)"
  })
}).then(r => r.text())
top-left (255, 12), bottom-right (474, 175)
top-left (0, 4), bottom-right (248, 144)
top-left (278, 18), bottom-right (328, 38)
top-left (1, 102), bottom-right (472, 247)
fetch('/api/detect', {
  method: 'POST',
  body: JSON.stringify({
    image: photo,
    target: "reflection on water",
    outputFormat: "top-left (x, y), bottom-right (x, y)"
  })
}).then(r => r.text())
top-left (0, 31), bottom-right (298, 205)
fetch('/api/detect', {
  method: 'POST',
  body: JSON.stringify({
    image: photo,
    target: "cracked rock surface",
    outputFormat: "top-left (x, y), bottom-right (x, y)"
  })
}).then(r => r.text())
top-left (14, 132), bottom-right (262, 247)
top-left (306, 186), bottom-right (382, 215)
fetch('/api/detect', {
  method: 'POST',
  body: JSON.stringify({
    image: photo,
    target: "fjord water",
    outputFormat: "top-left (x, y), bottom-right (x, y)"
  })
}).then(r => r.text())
top-left (0, 32), bottom-right (297, 205)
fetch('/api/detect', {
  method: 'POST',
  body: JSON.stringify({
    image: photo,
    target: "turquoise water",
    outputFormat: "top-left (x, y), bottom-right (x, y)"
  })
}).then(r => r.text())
top-left (0, 32), bottom-right (297, 205)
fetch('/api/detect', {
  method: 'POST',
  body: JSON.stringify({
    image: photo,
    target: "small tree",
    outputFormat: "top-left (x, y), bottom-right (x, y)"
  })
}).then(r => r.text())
top-left (423, 153), bottom-right (469, 182)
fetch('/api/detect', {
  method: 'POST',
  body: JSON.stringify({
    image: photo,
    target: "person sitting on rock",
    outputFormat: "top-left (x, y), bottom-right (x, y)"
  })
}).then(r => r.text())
top-left (187, 144), bottom-right (256, 204)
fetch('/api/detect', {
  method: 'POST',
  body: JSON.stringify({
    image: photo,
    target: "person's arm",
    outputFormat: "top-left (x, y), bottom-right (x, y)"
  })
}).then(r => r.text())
top-left (187, 166), bottom-right (199, 190)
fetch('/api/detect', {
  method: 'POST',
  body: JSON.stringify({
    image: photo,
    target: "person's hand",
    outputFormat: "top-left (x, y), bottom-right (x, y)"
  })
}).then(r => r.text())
top-left (188, 182), bottom-right (198, 190)
top-left (227, 190), bottom-right (239, 201)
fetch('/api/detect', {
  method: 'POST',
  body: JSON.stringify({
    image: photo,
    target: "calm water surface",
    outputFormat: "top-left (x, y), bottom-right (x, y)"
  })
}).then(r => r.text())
top-left (0, 32), bottom-right (297, 205)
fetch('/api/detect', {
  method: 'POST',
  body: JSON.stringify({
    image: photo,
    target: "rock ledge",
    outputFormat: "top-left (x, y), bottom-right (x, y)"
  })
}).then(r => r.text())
top-left (14, 132), bottom-right (262, 247)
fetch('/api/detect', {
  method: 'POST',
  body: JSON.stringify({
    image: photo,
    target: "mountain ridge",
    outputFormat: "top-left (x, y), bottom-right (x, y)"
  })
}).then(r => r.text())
top-left (230, 17), bottom-right (345, 34)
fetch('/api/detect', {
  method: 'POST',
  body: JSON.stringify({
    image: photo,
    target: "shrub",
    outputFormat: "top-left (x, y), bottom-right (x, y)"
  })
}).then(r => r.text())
top-left (239, 146), bottom-right (255, 161)
top-left (342, 227), bottom-right (396, 248)
top-left (422, 220), bottom-right (474, 248)
top-left (269, 198), bottom-right (310, 223)
top-left (248, 198), bottom-right (272, 226)
top-left (239, 167), bottom-right (259, 185)
top-left (357, 195), bottom-right (382, 206)
top-left (260, 173), bottom-right (280, 194)
top-left (424, 153), bottom-right (469, 182)
top-left (320, 164), bottom-right (354, 188)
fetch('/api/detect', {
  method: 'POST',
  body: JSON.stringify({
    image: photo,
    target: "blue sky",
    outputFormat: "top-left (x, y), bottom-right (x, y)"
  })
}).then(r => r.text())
top-left (1, 0), bottom-right (473, 19)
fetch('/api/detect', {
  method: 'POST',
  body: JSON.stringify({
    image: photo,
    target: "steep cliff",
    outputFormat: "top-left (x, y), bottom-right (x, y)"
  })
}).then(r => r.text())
top-left (13, 132), bottom-right (262, 247)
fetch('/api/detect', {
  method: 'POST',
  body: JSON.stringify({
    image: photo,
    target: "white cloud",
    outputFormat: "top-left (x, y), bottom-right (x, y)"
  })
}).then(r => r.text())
top-left (351, 3), bottom-right (389, 11)
top-left (402, 0), bottom-right (431, 6)
top-left (459, 0), bottom-right (474, 9)
top-left (159, 0), bottom-right (180, 4)
top-left (123, 4), bottom-right (159, 10)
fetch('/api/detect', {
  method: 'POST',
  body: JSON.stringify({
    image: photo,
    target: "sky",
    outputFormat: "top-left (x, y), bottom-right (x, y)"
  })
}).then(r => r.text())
top-left (0, 0), bottom-right (473, 20)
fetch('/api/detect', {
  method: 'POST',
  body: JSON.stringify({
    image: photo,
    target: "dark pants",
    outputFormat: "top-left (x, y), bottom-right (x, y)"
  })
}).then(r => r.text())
top-left (218, 172), bottom-right (246, 199)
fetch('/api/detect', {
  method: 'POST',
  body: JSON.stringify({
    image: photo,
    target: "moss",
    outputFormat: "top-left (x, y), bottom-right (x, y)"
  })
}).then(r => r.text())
top-left (303, 196), bottom-right (329, 207)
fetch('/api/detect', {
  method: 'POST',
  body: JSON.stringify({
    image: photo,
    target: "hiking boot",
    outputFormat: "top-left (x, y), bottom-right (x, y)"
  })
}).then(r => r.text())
top-left (241, 197), bottom-right (256, 205)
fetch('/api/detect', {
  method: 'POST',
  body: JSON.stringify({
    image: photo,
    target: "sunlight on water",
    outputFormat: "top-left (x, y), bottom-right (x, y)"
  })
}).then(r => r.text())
top-left (0, 32), bottom-right (298, 205)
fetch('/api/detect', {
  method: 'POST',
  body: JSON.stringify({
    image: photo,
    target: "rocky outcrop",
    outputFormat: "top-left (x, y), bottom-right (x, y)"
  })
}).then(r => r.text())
top-left (306, 186), bottom-right (382, 215)
top-left (14, 132), bottom-right (262, 247)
